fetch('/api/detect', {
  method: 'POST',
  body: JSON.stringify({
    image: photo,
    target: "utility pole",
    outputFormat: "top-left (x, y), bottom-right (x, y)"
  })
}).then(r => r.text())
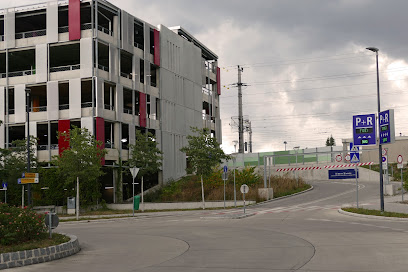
top-left (238, 65), bottom-right (244, 153)
top-left (248, 121), bottom-right (253, 153)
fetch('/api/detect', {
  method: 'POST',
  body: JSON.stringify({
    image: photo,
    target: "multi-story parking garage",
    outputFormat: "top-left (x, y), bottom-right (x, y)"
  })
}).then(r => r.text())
top-left (0, 0), bottom-right (222, 202)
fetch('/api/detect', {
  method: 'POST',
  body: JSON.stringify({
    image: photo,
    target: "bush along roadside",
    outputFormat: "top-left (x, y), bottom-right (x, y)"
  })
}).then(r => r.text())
top-left (144, 166), bottom-right (309, 203)
top-left (0, 203), bottom-right (47, 246)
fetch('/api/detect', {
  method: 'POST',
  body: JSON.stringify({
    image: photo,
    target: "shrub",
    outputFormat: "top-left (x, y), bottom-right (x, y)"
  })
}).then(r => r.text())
top-left (0, 203), bottom-right (47, 246)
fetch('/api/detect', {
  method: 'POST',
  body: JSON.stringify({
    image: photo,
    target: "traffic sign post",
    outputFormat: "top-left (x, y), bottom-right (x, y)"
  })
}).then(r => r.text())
top-left (353, 114), bottom-right (376, 146)
top-left (398, 155), bottom-right (404, 201)
top-left (350, 143), bottom-right (360, 208)
top-left (222, 166), bottom-right (228, 209)
top-left (130, 167), bottom-right (140, 217)
top-left (240, 184), bottom-right (249, 214)
top-left (1, 182), bottom-right (7, 203)
top-left (379, 109), bottom-right (395, 145)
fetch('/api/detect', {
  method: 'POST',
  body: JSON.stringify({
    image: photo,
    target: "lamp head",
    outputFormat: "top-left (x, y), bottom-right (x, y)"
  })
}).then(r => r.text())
top-left (366, 47), bottom-right (379, 53)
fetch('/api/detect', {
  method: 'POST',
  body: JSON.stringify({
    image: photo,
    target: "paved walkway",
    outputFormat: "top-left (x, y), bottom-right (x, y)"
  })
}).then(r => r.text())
top-left (355, 191), bottom-right (408, 214)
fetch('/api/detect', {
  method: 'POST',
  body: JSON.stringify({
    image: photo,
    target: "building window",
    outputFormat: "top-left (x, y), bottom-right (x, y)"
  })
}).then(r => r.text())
top-left (97, 42), bottom-right (110, 72)
top-left (121, 123), bottom-right (129, 150)
top-left (59, 82), bottom-right (69, 110)
top-left (120, 50), bottom-right (133, 79)
top-left (105, 122), bottom-right (115, 149)
top-left (134, 20), bottom-right (144, 50)
top-left (123, 88), bottom-right (133, 115)
top-left (81, 80), bottom-right (93, 108)
top-left (8, 49), bottom-right (35, 77)
top-left (50, 43), bottom-right (80, 73)
top-left (37, 123), bottom-right (48, 150)
top-left (15, 9), bottom-right (46, 39)
top-left (104, 83), bottom-right (115, 111)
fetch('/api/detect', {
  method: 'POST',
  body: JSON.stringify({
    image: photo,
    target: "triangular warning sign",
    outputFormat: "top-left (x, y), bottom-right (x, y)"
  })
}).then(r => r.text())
top-left (351, 146), bottom-right (359, 152)
top-left (350, 154), bottom-right (359, 163)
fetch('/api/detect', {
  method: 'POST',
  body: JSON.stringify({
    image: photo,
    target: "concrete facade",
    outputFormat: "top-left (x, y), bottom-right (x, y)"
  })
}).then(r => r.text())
top-left (0, 0), bottom-right (222, 202)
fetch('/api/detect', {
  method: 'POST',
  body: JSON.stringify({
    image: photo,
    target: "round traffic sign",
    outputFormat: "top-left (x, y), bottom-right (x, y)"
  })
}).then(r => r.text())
top-left (335, 154), bottom-right (342, 162)
top-left (240, 184), bottom-right (249, 194)
top-left (382, 156), bottom-right (386, 162)
top-left (382, 148), bottom-right (387, 156)
top-left (345, 154), bottom-right (350, 161)
top-left (397, 155), bottom-right (403, 164)
top-left (45, 213), bottom-right (59, 229)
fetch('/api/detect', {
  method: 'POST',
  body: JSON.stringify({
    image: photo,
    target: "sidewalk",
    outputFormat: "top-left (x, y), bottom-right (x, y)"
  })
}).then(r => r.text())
top-left (351, 192), bottom-right (408, 214)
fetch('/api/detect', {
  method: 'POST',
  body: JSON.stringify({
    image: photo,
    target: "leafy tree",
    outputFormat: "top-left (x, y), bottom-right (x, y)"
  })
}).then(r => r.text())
top-left (128, 130), bottom-right (163, 211)
top-left (325, 135), bottom-right (336, 146)
top-left (0, 138), bottom-right (37, 206)
top-left (180, 127), bottom-right (230, 209)
top-left (128, 130), bottom-right (163, 177)
top-left (53, 127), bottom-right (107, 218)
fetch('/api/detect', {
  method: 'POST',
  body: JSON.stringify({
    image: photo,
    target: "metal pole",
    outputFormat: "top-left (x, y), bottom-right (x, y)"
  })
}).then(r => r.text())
top-left (232, 157), bottom-right (237, 208)
top-left (141, 176), bottom-right (144, 212)
top-left (223, 178), bottom-right (226, 209)
top-left (402, 167), bottom-right (404, 202)
top-left (375, 51), bottom-right (385, 212)
top-left (76, 177), bottom-right (79, 221)
top-left (238, 65), bottom-right (244, 153)
top-left (132, 176), bottom-right (135, 216)
top-left (26, 90), bottom-right (31, 206)
top-left (356, 164), bottom-right (359, 208)
top-left (49, 212), bottom-right (52, 238)
top-left (263, 156), bottom-right (267, 187)
top-left (22, 185), bottom-right (24, 207)
top-left (243, 192), bottom-right (246, 214)
top-left (201, 175), bottom-right (205, 209)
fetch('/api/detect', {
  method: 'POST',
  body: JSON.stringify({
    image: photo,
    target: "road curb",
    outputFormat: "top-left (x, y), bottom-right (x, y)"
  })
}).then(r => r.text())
top-left (0, 234), bottom-right (80, 270)
top-left (338, 208), bottom-right (408, 221)
top-left (255, 185), bottom-right (314, 206)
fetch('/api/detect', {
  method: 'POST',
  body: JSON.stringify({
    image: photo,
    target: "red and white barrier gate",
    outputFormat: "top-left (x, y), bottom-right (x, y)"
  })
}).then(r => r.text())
top-left (276, 167), bottom-right (322, 172)
top-left (324, 162), bottom-right (373, 168)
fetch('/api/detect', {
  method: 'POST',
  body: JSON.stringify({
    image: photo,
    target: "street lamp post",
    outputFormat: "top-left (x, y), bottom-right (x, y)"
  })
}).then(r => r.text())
top-left (366, 47), bottom-right (384, 212)
top-left (284, 141), bottom-right (287, 151)
top-left (25, 88), bottom-right (31, 206)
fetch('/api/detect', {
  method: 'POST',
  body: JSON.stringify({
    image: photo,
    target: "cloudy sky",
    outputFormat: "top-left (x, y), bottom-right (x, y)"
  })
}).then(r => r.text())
top-left (3, 0), bottom-right (408, 154)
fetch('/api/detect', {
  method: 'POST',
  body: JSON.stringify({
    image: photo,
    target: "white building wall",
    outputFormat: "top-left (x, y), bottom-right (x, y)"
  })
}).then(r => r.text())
top-left (159, 25), bottom-right (204, 183)
top-left (15, 84), bottom-right (26, 123)
top-left (69, 78), bottom-right (81, 119)
top-left (80, 38), bottom-right (93, 78)
top-left (46, 1), bottom-right (58, 44)
top-left (36, 44), bottom-right (48, 83)
top-left (47, 81), bottom-right (59, 120)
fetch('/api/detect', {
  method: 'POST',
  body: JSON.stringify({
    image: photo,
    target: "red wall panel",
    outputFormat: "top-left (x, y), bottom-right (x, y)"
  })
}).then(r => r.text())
top-left (58, 120), bottom-right (71, 156)
top-left (95, 117), bottom-right (105, 166)
top-left (154, 30), bottom-right (160, 66)
top-left (69, 0), bottom-right (81, 41)
top-left (139, 93), bottom-right (147, 127)
top-left (217, 67), bottom-right (221, 95)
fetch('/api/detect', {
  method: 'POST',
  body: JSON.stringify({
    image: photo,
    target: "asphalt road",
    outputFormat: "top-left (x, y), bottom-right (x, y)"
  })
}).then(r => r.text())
top-left (10, 180), bottom-right (408, 272)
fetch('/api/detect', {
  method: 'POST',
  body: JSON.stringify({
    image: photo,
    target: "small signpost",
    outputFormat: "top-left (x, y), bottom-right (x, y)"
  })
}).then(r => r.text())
top-left (349, 143), bottom-right (360, 208)
top-left (45, 212), bottom-right (59, 238)
top-left (240, 184), bottom-right (249, 214)
top-left (130, 167), bottom-right (140, 217)
top-left (397, 155), bottom-right (404, 201)
top-left (18, 173), bottom-right (39, 184)
top-left (1, 182), bottom-right (7, 203)
top-left (222, 166), bottom-right (228, 209)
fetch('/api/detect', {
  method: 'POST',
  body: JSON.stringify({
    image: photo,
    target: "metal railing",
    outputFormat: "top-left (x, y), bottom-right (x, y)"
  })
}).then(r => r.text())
top-left (8, 69), bottom-right (34, 78)
top-left (31, 106), bottom-right (47, 112)
top-left (104, 104), bottom-right (115, 111)
top-left (58, 26), bottom-right (69, 33)
top-left (81, 23), bottom-right (92, 31)
top-left (97, 64), bottom-right (109, 72)
top-left (0, 73), bottom-right (6, 78)
top-left (50, 64), bottom-right (80, 73)
top-left (98, 25), bottom-right (113, 36)
top-left (105, 142), bottom-right (115, 149)
top-left (123, 108), bottom-right (133, 115)
top-left (50, 144), bottom-right (58, 150)
top-left (81, 102), bottom-right (92, 108)
top-left (134, 42), bottom-right (144, 50)
top-left (120, 72), bottom-right (133, 79)
top-left (37, 145), bottom-right (48, 151)
top-left (15, 29), bottom-right (46, 39)
top-left (202, 87), bottom-right (213, 96)
top-left (59, 104), bottom-right (69, 110)
top-left (8, 109), bottom-right (15, 114)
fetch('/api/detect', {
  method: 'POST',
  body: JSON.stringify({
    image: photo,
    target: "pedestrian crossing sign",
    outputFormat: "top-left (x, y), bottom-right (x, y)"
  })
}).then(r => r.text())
top-left (350, 153), bottom-right (360, 163)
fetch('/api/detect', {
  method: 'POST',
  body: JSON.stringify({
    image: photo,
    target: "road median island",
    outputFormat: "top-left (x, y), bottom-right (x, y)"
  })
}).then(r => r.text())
top-left (339, 207), bottom-right (408, 221)
top-left (0, 234), bottom-right (80, 270)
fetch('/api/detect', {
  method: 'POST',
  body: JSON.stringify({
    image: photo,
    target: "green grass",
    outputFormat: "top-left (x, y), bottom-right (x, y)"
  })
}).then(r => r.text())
top-left (343, 207), bottom-right (408, 218)
top-left (0, 233), bottom-right (70, 254)
top-left (274, 184), bottom-right (312, 198)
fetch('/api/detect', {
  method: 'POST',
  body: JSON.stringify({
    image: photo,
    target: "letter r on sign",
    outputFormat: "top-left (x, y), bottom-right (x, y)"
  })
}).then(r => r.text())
top-left (367, 117), bottom-right (373, 126)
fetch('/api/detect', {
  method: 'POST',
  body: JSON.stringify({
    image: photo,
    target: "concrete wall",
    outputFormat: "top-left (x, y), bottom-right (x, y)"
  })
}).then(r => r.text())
top-left (343, 136), bottom-right (408, 164)
top-left (107, 201), bottom-right (256, 211)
